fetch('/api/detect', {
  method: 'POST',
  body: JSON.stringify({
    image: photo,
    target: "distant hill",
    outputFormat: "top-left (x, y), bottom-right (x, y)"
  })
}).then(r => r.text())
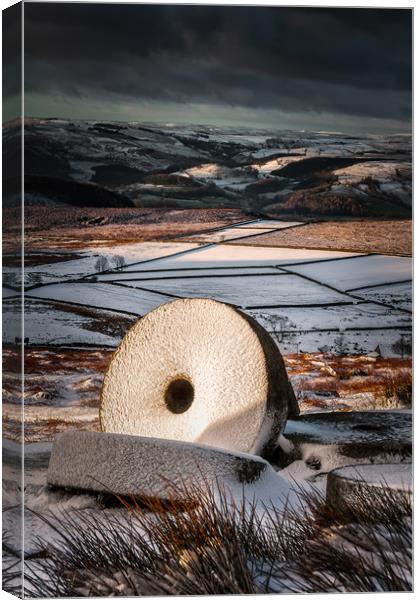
top-left (3, 118), bottom-right (411, 218)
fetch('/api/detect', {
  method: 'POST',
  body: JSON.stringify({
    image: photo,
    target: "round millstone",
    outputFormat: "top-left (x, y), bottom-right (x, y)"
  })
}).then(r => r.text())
top-left (326, 463), bottom-right (412, 512)
top-left (46, 431), bottom-right (291, 506)
top-left (100, 298), bottom-right (297, 457)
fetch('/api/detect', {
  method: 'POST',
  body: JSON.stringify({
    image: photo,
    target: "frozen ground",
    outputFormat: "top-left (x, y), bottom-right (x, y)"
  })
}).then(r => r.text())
top-left (120, 243), bottom-right (361, 270)
top-left (353, 281), bottom-right (412, 312)
top-left (28, 283), bottom-right (172, 316)
top-left (95, 266), bottom-right (280, 282)
top-left (119, 273), bottom-right (351, 307)
top-left (2, 287), bottom-right (18, 298)
top-left (3, 298), bottom-right (135, 346)
top-left (13, 224), bottom-right (411, 357)
top-left (235, 220), bottom-right (303, 229)
top-left (251, 302), bottom-right (410, 332)
top-left (3, 222), bottom-right (413, 447)
top-left (186, 226), bottom-right (277, 243)
top-left (287, 254), bottom-right (411, 291)
top-left (19, 242), bottom-right (200, 288)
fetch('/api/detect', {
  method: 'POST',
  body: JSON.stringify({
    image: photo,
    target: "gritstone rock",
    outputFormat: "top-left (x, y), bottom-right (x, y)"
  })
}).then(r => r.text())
top-left (46, 431), bottom-right (292, 507)
top-left (326, 463), bottom-right (412, 513)
top-left (278, 410), bottom-right (412, 468)
top-left (100, 298), bottom-right (298, 458)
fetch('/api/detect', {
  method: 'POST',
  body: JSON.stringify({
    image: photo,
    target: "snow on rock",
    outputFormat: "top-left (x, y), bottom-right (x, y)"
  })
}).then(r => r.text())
top-left (100, 298), bottom-right (298, 457)
top-left (47, 431), bottom-right (294, 510)
top-left (282, 411), bottom-right (412, 477)
top-left (285, 411), bottom-right (412, 448)
top-left (326, 463), bottom-right (412, 512)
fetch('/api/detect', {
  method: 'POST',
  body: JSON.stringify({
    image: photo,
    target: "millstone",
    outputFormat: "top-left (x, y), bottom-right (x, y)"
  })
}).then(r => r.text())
top-left (100, 298), bottom-right (298, 458)
top-left (46, 431), bottom-right (291, 506)
top-left (278, 411), bottom-right (412, 468)
top-left (326, 463), bottom-right (412, 512)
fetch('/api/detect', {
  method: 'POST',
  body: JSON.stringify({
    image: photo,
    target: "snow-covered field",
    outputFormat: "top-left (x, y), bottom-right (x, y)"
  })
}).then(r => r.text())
top-left (3, 298), bottom-right (134, 346)
top-left (235, 220), bottom-right (303, 229)
top-left (95, 266), bottom-right (280, 282)
top-left (184, 219), bottom-right (304, 242)
top-left (28, 283), bottom-right (172, 316)
top-left (4, 221), bottom-right (412, 447)
top-left (287, 254), bottom-right (412, 291)
top-left (120, 273), bottom-right (351, 307)
top-left (186, 226), bottom-right (276, 242)
top-left (20, 242), bottom-right (201, 288)
top-left (120, 243), bottom-right (361, 270)
top-left (251, 302), bottom-right (410, 332)
top-left (17, 227), bottom-right (411, 355)
top-left (353, 281), bottom-right (412, 312)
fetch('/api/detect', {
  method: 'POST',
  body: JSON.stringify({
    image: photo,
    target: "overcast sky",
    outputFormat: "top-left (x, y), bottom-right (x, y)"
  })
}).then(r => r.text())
top-left (6, 3), bottom-right (413, 133)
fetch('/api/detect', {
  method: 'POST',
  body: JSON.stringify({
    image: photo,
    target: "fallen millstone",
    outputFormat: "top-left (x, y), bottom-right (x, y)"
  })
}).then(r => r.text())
top-left (47, 431), bottom-right (294, 508)
top-left (326, 463), bottom-right (412, 513)
top-left (277, 410), bottom-right (412, 470)
top-left (100, 298), bottom-right (298, 458)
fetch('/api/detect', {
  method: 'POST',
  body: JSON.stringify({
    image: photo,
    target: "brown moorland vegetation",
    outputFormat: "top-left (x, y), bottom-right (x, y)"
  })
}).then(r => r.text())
top-left (228, 220), bottom-right (412, 255)
top-left (3, 207), bottom-right (249, 251)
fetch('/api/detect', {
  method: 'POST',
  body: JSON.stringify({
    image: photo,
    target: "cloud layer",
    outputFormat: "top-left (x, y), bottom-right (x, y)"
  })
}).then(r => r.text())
top-left (19, 4), bottom-right (412, 130)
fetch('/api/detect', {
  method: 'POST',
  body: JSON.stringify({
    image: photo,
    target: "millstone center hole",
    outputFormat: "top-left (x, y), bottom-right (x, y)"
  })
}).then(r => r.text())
top-left (165, 378), bottom-right (194, 414)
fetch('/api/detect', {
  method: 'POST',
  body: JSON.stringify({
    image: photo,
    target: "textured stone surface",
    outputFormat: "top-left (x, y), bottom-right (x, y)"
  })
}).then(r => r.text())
top-left (275, 411), bottom-right (412, 473)
top-left (326, 463), bottom-right (412, 511)
top-left (100, 298), bottom-right (297, 458)
top-left (47, 431), bottom-right (291, 504)
top-left (285, 411), bottom-right (412, 444)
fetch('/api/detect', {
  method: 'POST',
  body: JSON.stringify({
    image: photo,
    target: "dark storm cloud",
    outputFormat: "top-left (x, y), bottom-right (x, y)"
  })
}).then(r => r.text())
top-left (22, 3), bottom-right (411, 122)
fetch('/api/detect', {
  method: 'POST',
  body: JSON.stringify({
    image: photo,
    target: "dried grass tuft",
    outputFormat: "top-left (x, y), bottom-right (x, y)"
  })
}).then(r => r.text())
top-left (7, 478), bottom-right (412, 597)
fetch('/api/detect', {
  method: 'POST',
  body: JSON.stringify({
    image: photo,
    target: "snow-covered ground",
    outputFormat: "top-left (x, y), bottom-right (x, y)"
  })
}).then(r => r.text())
top-left (15, 119), bottom-right (411, 219)
top-left (21, 242), bottom-right (201, 288)
top-left (3, 121), bottom-right (412, 593)
top-left (120, 273), bottom-right (351, 307)
top-left (3, 299), bottom-right (128, 346)
top-left (2, 287), bottom-right (19, 298)
top-left (287, 254), bottom-right (412, 291)
top-left (251, 302), bottom-right (410, 332)
top-left (333, 161), bottom-right (411, 186)
top-left (235, 220), bottom-right (303, 229)
top-left (353, 281), bottom-right (412, 312)
top-left (121, 243), bottom-right (361, 271)
top-left (15, 235), bottom-right (411, 356)
top-left (95, 266), bottom-right (280, 282)
top-left (28, 283), bottom-right (172, 316)
top-left (186, 226), bottom-right (276, 242)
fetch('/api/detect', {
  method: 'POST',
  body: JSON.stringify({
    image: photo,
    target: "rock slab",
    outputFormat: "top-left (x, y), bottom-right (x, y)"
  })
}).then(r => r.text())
top-left (282, 410), bottom-right (412, 464)
top-left (326, 462), bottom-right (412, 512)
top-left (47, 431), bottom-right (291, 506)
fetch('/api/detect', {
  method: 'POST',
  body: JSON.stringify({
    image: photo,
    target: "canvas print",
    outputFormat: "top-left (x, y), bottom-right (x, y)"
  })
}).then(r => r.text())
top-left (2, 1), bottom-right (412, 596)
